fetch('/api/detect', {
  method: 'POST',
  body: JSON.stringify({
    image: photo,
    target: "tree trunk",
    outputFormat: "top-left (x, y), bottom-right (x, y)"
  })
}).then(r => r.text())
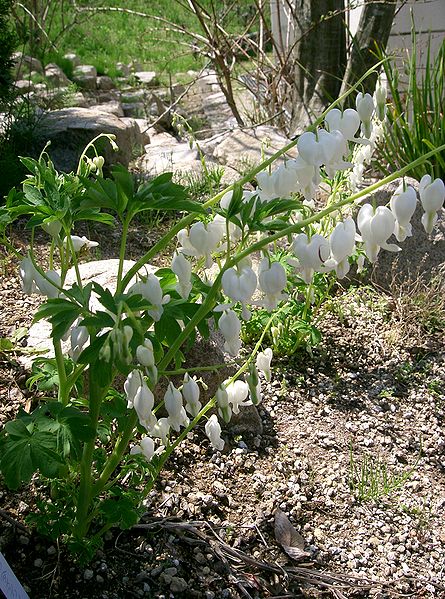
top-left (288, 0), bottom-right (347, 136)
top-left (340, 0), bottom-right (397, 99)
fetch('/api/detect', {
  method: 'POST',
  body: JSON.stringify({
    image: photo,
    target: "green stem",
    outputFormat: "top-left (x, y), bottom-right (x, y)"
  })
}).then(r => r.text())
top-left (92, 412), bottom-right (138, 498)
top-left (74, 364), bottom-right (109, 539)
top-left (116, 215), bottom-right (131, 294)
top-left (160, 363), bottom-right (229, 376)
top-left (54, 339), bottom-right (69, 406)
top-left (64, 231), bottom-right (82, 288)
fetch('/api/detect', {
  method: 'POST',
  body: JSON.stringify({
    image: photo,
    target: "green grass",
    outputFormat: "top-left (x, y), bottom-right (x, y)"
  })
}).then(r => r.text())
top-left (349, 441), bottom-right (422, 502)
top-left (16, 0), bottom-right (254, 82)
top-left (374, 30), bottom-right (445, 179)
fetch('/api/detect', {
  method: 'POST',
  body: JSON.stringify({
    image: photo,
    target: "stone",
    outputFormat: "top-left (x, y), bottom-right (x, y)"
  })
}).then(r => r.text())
top-left (362, 177), bottom-right (445, 289)
top-left (116, 62), bottom-right (130, 77)
top-left (139, 133), bottom-right (200, 175)
top-left (73, 64), bottom-right (97, 78)
top-left (95, 101), bottom-right (124, 117)
top-left (14, 80), bottom-right (34, 94)
top-left (129, 60), bottom-right (143, 72)
top-left (63, 53), bottom-right (81, 68)
top-left (121, 117), bottom-right (150, 145)
top-left (36, 107), bottom-right (144, 172)
top-left (73, 65), bottom-right (97, 90)
top-left (70, 92), bottom-right (90, 108)
top-left (120, 89), bottom-right (147, 103)
top-left (122, 102), bottom-right (145, 118)
top-left (97, 76), bottom-right (115, 91)
top-left (12, 52), bottom-right (43, 75)
top-left (45, 63), bottom-right (71, 87)
top-left (73, 75), bottom-right (97, 90)
top-left (134, 71), bottom-right (157, 86)
top-left (169, 577), bottom-right (188, 593)
top-left (21, 260), bottom-right (157, 368)
top-left (213, 125), bottom-right (296, 172)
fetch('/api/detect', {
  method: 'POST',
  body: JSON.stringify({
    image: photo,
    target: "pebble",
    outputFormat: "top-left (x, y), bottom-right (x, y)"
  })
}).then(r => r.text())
top-left (170, 577), bottom-right (188, 593)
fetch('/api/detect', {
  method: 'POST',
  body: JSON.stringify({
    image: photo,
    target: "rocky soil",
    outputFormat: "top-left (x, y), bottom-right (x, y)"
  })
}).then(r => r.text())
top-left (1, 217), bottom-right (445, 599)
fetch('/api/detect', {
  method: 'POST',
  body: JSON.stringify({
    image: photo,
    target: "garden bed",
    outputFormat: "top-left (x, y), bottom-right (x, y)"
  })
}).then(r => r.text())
top-left (1, 222), bottom-right (444, 598)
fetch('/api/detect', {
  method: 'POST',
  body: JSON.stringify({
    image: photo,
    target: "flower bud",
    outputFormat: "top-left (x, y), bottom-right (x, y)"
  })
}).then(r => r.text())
top-left (134, 380), bottom-right (156, 431)
top-left (216, 385), bottom-right (232, 423)
top-left (218, 308), bottom-right (242, 356)
top-left (256, 348), bottom-right (273, 381)
top-left (205, 415), bottom-right (224, 451)
top-left (136, 339), bottom-right (155, 367)
top-left (356, 92), bottom-right (375, 138)
top-left (70, 325), bottom-right (89, 362)
top-left (258, 259), bottom-right (287, 311)
top-left (182, 373), bottom-right (201, 417)
top-left (130, 436), bottom-right (157, 461)
top-left (390, 183), bottom-right (417, 242)
top-left (325, 108), bottom-right (360, 140)
top-left (164, 382), bottom-right (189, 432)
top-left (65, 235), bottom-right (99, 252)
top-left (374, 78), bottom-right (387, 121)
top-left (225, 379), bottom-right (249, 415)
top-left (124, 369), bottom-right (144, 409)
top-left (171, 252), bottom-right (192, 299)
top-left (419, 175), bottom-right (445, 234)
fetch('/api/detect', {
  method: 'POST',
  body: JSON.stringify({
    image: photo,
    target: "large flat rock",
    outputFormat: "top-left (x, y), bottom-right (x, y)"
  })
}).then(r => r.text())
top-left (22, 259), bottom-right (155, 368)
top-left (37, 107), bottom-right (144, 172)
top-left (213, 125), bottom-right (296, 172)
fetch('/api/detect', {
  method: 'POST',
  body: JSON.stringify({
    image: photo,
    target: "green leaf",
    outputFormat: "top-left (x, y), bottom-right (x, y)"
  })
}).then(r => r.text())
top-left (100, 495), bottom-right (139, 529)
top-left (0, 420), bottom-right (65, 489)
top-left (35, 403), bottom-right (95, 459)
top-left (80, 311), bottom-right (116, 330)
top-left (34, 298), bottom-right (82, 341)
top-left (154, 313), bottom-right (182, 345)
top-left (92, 283), bottom-right (117, 314)
top-left (133, 172), bottom-right (203, 215)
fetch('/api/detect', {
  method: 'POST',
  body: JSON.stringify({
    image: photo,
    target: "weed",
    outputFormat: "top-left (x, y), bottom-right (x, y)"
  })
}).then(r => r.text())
top-left (389, 275), bottom-right (445, 346)
top-left (349, 441), bottom-right (422, 502)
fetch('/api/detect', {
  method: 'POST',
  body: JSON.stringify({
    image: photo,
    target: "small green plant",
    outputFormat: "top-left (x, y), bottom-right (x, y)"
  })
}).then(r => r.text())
top-left (241, 268), bottom-right (334, 356)
top-left (349, 441), bottom-right (421, 501)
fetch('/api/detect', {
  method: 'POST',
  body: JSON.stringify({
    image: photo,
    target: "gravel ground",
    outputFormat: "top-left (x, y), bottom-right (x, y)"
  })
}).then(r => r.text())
top-left (1, 223), bottom-right (445, 598)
